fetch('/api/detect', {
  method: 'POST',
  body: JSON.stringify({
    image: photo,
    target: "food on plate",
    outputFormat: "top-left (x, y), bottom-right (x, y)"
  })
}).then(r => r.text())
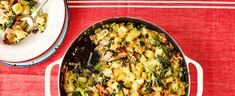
top-left (0, 0), bottom-right (48, 44)
top-left (62, 22), bottom-right (188, 96)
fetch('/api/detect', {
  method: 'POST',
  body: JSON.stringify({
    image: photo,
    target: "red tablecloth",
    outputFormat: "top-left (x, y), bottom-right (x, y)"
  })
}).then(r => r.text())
top-left (1, 1), bottom-right (235, 96)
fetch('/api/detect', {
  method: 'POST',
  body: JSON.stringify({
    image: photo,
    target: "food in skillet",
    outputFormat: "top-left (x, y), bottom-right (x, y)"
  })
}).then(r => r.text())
top-left (0, 0), bottom-right (48, 44)
top-left (62, 22), bottom-right (188, 96)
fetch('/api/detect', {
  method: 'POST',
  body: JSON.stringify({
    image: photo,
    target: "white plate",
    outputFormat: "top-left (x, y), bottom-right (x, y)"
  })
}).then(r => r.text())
top-left (0, 4), bottom-right (69, 67)
top-left (0, 0), bottom-right (66, 62)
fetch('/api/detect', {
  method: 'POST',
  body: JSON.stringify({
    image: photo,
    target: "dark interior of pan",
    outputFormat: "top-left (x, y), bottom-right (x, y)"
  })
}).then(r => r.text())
top-left (59, 17), bottom-right (189, 96)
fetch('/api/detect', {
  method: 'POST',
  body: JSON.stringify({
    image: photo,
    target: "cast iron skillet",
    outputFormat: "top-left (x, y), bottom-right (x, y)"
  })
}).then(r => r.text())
top-left (45, 17), bottom-right (203, 96)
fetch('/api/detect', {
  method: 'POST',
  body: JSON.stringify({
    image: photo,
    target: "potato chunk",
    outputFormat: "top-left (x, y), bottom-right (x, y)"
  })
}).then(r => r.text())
top-left (12, 3), bottom-right (23, 15)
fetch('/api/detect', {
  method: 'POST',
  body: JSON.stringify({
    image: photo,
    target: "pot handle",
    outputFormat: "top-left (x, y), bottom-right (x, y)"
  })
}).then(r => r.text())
top-left (45, 58), bottom-right (63, 96)
top-left (184, 56), bottom-right (203, 96)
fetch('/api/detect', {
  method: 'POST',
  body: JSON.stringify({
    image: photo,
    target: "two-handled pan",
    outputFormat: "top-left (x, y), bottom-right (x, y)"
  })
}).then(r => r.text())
top-left (44, 17), bottom-right (203, 96)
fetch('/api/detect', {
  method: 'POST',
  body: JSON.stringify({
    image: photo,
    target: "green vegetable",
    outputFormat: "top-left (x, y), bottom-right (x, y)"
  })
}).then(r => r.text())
top-left (145, 80), bottom-right (152, 93)
top-left (92, 80), bottom-right (98, 86)
top-left (72, 91), bottom-right (82, 96)
top-left (155, 40), bottom-right (161, 47)
top-left (78, 77), bottom-right (87, 83)
top-left (35, 13), bottom-right (48, 32)
top-left (102, 77), bottom-right (110, 86)
top-left (136, 24), bottom-right (145, 29)
top-left (162, 46), bottom-right (172, 58)
top-left (28, 0), bottom-right (37, 8)
top-left (139, 38), bottom-right (145, 46)
top-left (156, 78), bottom-right (164, 87)
top-left (117, 81), bottom-right (125, 89)
top-left (20, 0), bottom-right (37, 8)
top-left (106, 39), bottom-right (113, 49)
top-left (161, 69), bottom-right (168, 78)
top-left (165, 68), bottom-right (172, 77)
top-left (4, 16), bottom-right (15, 30)
top-left (158, 56), bottom-right (170, 68)
top-left (108, 93), bottom-right (116, 96)
top-left (181, 70), bottom-right (186, 81)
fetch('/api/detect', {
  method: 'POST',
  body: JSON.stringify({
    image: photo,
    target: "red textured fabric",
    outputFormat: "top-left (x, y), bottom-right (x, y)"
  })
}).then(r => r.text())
top-left (1, 1), bottom-right (235, 96)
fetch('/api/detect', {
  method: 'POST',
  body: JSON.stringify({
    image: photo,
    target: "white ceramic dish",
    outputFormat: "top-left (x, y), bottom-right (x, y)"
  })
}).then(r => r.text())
top-left (0, 0), bottom-right (66, 62)
top-left (0, 2), bottom-right (69, 67)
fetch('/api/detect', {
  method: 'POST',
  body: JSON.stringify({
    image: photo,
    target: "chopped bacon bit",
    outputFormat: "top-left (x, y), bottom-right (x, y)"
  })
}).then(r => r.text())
top-left (95, 84), bottom-right (109, 95)
top-left (113, 53), bottom-right (127, 60)
top-left (100, 39), bottom-right (109, 45)
top-left (3, 39), bottom-right (10, 44)
top-left (95, 84), bottom-right (104, 90)
top-left (118, 47), bottom-right (127, 53)
top-left (103, 51), bottom-right (113, 60)
top-left (108, 53), bottom-right (128, 61)
top-left (177, 53), bottom-right (181, 58)
top-left (0, 10), bottom-right (3, 18)
top-left (14, 21), bottom-right (23, 25)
